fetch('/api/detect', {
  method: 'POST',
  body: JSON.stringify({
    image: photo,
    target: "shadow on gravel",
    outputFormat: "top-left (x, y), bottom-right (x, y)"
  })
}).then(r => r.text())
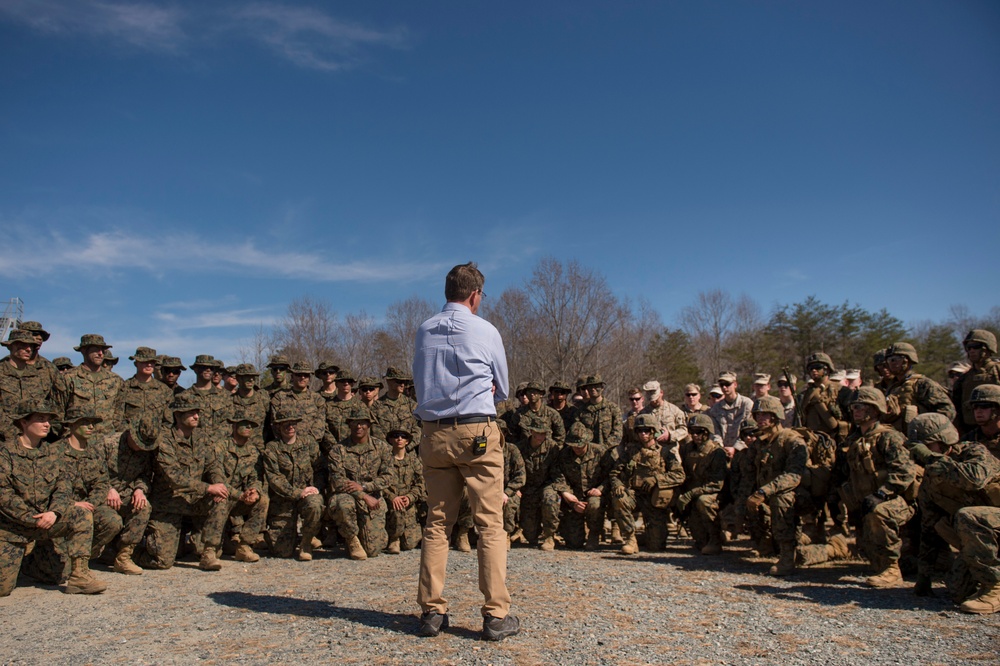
top-left (732, 581), bottom-right (952, 612)
top-left (208, 591), bottom-right (486, 639)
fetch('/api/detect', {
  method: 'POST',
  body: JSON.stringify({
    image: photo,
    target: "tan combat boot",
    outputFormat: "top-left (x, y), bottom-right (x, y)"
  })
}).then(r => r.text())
top-left (347, 535), bottom-right (368, 560)
top-left (610, 523), bottom-right (623, 545)
top-left (701, 541), bottom-right (722, 556)
top-left (826, 534), bottom-right (850, 560)
top-left (199, 547), bottom-right (222, 571)
top-left (769, 547), bottom-right (796, 576)
top-left (960, 582), bottom-right (1000, 615)
top-left (311, 536), bottom-right (323, 550)
top-left (539, 535), bottom-right (556, 552)
top-left (297, 535), bottom-right (314, 561)
top-left (619, 534), bottom-right (638, 555)
top-left (454, 527), bottom-right (472, 553)
top-left (865, 562), bottom-right (903, 588)
top-left (113, 544), bottom-right (143, 575)
top-left (234, 543), bottom-right (260, 563)
top-left (64, 557), bottom-right (107, 594)
top-left (385, 539), bottom-right (401, 555)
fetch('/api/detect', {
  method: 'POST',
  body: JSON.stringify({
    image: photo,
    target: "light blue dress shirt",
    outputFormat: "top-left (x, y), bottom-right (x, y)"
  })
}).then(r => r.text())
top-left (412, 302), bottom-right (509, 421)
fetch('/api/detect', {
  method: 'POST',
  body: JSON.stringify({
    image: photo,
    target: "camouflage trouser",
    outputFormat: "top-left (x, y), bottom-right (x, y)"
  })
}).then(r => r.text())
top-left (386, 502), bottom-right (422, 550)
top-left (612, 489), bottom-right (673, 550)
top-left (954, 506), bottom-right (1000, 586)
top-left (266, 494), bottom-right (324, 558)
top-left (917, 499), bottom-right (952, 578)
top-left (548, 489), bottom-right (603, 549)
top-left (136, 498), bottom-right (229, 570)
top-left (326, 493), bottom-right (387, 557)
top-left (747, 491), bottom-right (799, 555)
top-left (859, 497), bottom-right (915, 570)
top-left (519, 488), bottom-right (558, 543)
top-left (1, 506), bottom-right (94, 596)
top-left (202, 495), bottom-right (270, 548)
top-left (113, 499), bottom-right (152, 546)
top-left (686, 493), bottom-right (721, 550)
top-left (502, 493), bottom-right (520, 535)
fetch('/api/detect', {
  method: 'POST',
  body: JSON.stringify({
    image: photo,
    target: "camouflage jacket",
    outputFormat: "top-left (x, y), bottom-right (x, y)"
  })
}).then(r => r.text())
top-left (842, 423), bottom-right (917, 506)
top-left (641, 400), bottom-right (690, 444)
top-left (967, 426), bottom-right (1000, 461)
top-left (217, 437), bottom-right (266, 497)
top-left (568, 401), bottom-right (622, 451)
top-left (327, 436), bottom-right (393, 499)
top-left (325, 395), bottom-right (358, 447)
top-left (61, 440), bottom-right (112, 506)
top-left (509, 404), bottom-right (567, 446)
top-left (377, 393), bottom-right (420, 441)
top-left (503, 441), bottom-right (526, 497)
top-left (114, 376), bottom-right (173, 431)
top-left (549, 442), bottom-right (607, 497)
top-left (0, 359), bottom-right (61, 441)
top-left (681, 439), bottom-right (728, 498)
top-left (263, 435), bottom-right (324, 502)
top-left (952, 359), bottom-right (1000, 433)
top-left (60, 365), bottom-right (123, 435)
top-left (100, 431), bottom-right (153, 498)
top-left (270, 388), bottom-right (327, 444)
top-left (516, 436), bottom-right (561, 494)
top-left (386, 450), bottom-right (426, 505)
top-left (612, 442), bottom-right (686, 493)
top-left (796, 381), bottom-right (848, 439)
top-left (183, 385), bottom-right (233, 443)
top-left (729, 440), bottom-right (760, 504)
top-left (884, 372), bottom-right (956, 435)
top-left (753, 427), bottom-right (807, 498)
top-left (150, 426), bottom-right (225, 512)
top-left (231, 389), bottom-right (270, 449)
top-left (0, 439), bottom-right (74, 540)
top-left (920, 441), bottom-right (1000, 516)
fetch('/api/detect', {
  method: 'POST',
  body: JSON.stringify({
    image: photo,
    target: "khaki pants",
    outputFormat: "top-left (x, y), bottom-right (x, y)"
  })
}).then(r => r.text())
top-left (418, 420), bottom-right (511, 618)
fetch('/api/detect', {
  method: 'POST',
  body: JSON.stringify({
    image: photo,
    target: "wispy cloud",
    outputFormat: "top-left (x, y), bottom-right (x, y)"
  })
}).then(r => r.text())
top-left (153, 306), bottom-right (279, 330)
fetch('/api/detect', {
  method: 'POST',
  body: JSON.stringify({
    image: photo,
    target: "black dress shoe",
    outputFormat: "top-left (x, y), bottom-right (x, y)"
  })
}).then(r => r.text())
top-left (482, 614), bottom-right (520, 641)
top-left (418, 611), bottom-right (449, 637)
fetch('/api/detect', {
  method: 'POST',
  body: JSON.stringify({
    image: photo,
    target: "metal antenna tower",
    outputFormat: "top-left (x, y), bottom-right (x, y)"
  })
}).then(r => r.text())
top-left (0, 297), bottom-right (24, 342)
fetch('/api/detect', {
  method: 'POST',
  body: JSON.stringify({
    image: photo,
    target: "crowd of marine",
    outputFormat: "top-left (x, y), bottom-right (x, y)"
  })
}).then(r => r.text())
top-left (2, 320), bottom-right (1000, 617)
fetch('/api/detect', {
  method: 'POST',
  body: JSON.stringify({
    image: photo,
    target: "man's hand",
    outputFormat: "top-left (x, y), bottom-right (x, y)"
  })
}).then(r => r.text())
top-left (74, 501), bottom-right (95, 512)
top-left (391, 495), bottom-right (410, 511)
top-left (586, 487), bottom-right (602, 497)
top-left (107, 487), bottom-right (122, 510)
top-left (502, 492), bottom-right (510, 505)
top-left (34, 511), bottom-right (57, 529)
top-left (746, 490), bottom-right (766, 511)
top-left (638, 477), bottom-right (657, 493)
top-left (340, 480), bottom-right (364, 494)
top-left (301, 486), bottom-right (319, 499)
top-left (612, 484), bottom-right (625, 498)
top-left (239, 488), bottom-right (260, 504)
top-left (363, 494), bottom-right (381, 511)
top-left (207, 483), bottom-right (229, 502)
top-left (131, 489), bottom-right (148, 511)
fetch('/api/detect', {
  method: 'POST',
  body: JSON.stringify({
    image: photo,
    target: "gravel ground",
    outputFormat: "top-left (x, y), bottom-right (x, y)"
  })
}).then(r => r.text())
top-left (1, 535), bottom-right (997, 665)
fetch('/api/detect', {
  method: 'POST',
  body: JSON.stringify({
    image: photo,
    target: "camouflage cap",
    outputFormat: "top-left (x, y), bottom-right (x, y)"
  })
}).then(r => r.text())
top-left (907, 412), bottom-right (958, 447)
top-left (514, 382), bottom-right (528, 397)
top-left (576, 374), bottom-right (605, 388)
top-left (752, 395), bottom-right (785, 420)
top-left (52, 356), bottom-right (74, 369)
top-left (524, 380), bottom-right (545, 394)
top-left (73, 333), bottom-right (112, 351)
top-left (708, 385), bottom-right (723, 397)
top-left (384, 366), bottom-right (413, 381)
top-left (548, 380), bottom-right (572, 394)
top-left (267, 354), bottom-right (291, 369)
top-left (103, 352), bottom-right (119, 365)
top-left (717, 371), bottom-right (737, 383)
top-left (129, 347), bottom-right (159, 363)
top-left (776, 374), bottom-right (797, 387)
top-left (335, 368), bottom-right (357, 383)
top-left (829, 370), bottom-right (846, 383)
top-left (272, 408), bottom-right (304, 425)
top-left (191, 354), bottom-right (223, 369)
top-left (964, 329), bottom-right (998, 355)
top-left (887, 342), bottom-right (919, 364)
top-left (386, 424), bottom-right (414, 439)
top-left (845, 369), bottom-right (861, 381)
top-left (805, 352), bottom-right (834, 371)
top-left (160, 356), bottom-right (187, 371)
top-left (969, 384), bottom-right (1000, 407)
top-left (234, 363), bottom-right (259, 377)
top-left (64, 405), bottom-right (103, 425)
top-left (345, 405), bottom-right (373, 423)
top-left (632, 413), bottom-right (660, 434)
top-left (753, 373), bottom-right (771, 385)
top-left (642, 380), bottom-right (661, 393)
top-left (291, 361), bottom-right (314, 375)
top-left (565, 421), bottom-right (593, 447)
top-left (357, 376), bottom-right (383, 390)
top-left (223, 366), bottom-right (238, 375)
top-left (169, 393), bottom-right (203, 413)
top-left (19, 321), bottom-right (50, 341)
top-left (739, 417), bottom-right (759, 437)
top-left (522, 414), bottom-right (552, 434)
top-left (127, 414), bottom-right (161, 451)
top-left (851, 386), bottom-right (887, 414)
top-left (315, 361), bottom-right (341, 377)
top-left (2, 329), bottom-right (39, 348)
top-left (10, 399), bottom-right (60, 424)
top-left (687, 413), bottom-right (715, 435)
top-left (683, 383), bottom-right (702, 394)
top-left (872, 348), bottom-right (888, 367)
top-left (228, 408), bottom-right (261, 428)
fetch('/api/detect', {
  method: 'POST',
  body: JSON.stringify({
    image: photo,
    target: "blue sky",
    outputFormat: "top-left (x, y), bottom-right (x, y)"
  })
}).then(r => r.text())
top-left (1, 1), bottom-right (998, 369)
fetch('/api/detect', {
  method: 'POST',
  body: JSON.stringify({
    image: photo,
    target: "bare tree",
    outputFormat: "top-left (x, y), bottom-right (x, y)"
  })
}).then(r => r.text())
top-left (270, 296), bottom-right (340, 368)
top-left (377, 296), bottom-right (436, 371)
top-left (337, 311), bottom-right (379, 377)
top-left (680, 289), bottom-right (739, 383)
top-left (236, 324), bottom-right (275, 371)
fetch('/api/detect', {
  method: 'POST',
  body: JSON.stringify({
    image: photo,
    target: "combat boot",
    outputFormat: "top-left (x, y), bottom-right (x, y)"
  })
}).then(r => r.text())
top-left (866, 562), bottom-right (903, 588)
top-left (585, 531), bottom-right (601, 551)
top-left (297, 535), bottom-right (314, 561)
top-left (454, 527), bottom-right (471, 553)
top-left (619, 534), bottom-right (638, 555)
top-left (347, 535), bottom-right (368, 560)
top-left (769, 547), bottom-right (796, 576)
top-left (539, 533), bottom-right (555, 551)
top-left (199, 547), bottom-right (222, 571)
top-left (311, 536), bottom-right (323, 550)
top-left (385, 539), bottom-right (401, 555)
top-left (234, 544), bottom-right (260, 563)
top-left (64, 557), bottom-right (107, 595)
top-left (610, 523), bottom-right (623, 545)
top-left (702, 528), bottom-right (723, 555)
top-left (113, 544), bottom-right (143, 575)
top-left (825, 534), bottom-right (850, 560)
top-left (959, 582), bottom-right (1000, 615)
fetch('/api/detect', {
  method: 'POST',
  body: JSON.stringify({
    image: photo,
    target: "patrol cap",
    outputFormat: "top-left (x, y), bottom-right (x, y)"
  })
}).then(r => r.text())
top-left (291, 361), bottom-right (314, 375)
top-left (947, 361), bottom-right (971, 376)
top-left (565, 421), bottom-right (593, 447)
top-left (384, 366), bottom-right (412, 381)
top-left (10, 399), bottom-right (59, 425)
top-left (969, 384), bottom-right (1000, 408)
top-left (235, 363), bottom-right (259, 377)
top-left (829, 370), bottom-right (846, 383)
top-left (964, 329), bottom-right (998, 355)
top-left (169, 393), bottom-right (203, 413)
top-left (753, 373), bottom-right (771, 386)
top-left (851, 386), bottom-right (887, 415)
top-left (63, 405), bottom-right (103, 425)
top-left (887, 342), bottom-right (919, 364)
top-left (315, 361), bottom-right (341, 378)
top-left (129, 347), bottom-right (159, 363)
top-left (160, 356), bottom-right (187, 371)
top-left (687, 413), bottom-right (715, 435)
top-left (752, 395), bottom-right (784, 420)
top-left (357, 376), bottom-right (383, 390)
top-left (683, 383), bottom-right (702, 394)
top-left (577, 374), bottom-right (605, 388)
top-left (548, 380), bottom-right (572, 394)
top-left (74, 333), bottom-right (112, 351)
top-left (524, 380), bottom-right (545, 394)
top-left (642, 380), bottom-right (661, 393)
top-left (2, 330), bottom-right (38, 348)
top-left (805, 352), bottom-right (834, 372)
top-left (267, 354), bottom-right (291, 369)
top-left (345, 405), bottom-right (373, 423)
top-left (52, 357), bottom-right (74, 370)
top-left (717, 371), bottom-right (737, 384)
top-left (845, 369), bottom-right (861, 382)
top-left (776, 374), bottom-right (797, 388)
top-left (708, 385), bottom-right (723, 397)
top-left (19, 321), bottom-right (50, 341)
top-left (907, 412), bottom-right (958, 447)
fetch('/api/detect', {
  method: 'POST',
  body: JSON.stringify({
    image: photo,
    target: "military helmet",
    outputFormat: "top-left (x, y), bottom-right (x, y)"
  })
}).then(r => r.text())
top-left (739, 416), bottom-right (759, 437)
top-left (632, 413), bottom-right (659, 435)
top-left (964, 329), bottom-right (998, 355)
top-left (686, 413), bottom-right (715, 435)
top-left (2, 329), bottom-right (38, 348)
top-left (805, 352), bottom-right (835, 372)
top-left (872, 348), bottom-right (887, 368)
top-left (19, 321), bottom-right (50, 341)
top-left (63, 405), bottom-right (103, 425)
top-left (969, 384), bottom-right (1000, 408)
top-left (851, 386), bottom-right (887, 415)
top-left (887, 342), bottom-right (919, 364)
top-left (752, 395), bottom-right (785, 421)
top-left (907, 413), bottom-right (958, 447)
top-left (521, 414), bottom-right (552, 434)
top-left (345, 405), bottom-right (373, 423)
top-left (10, 399), bottom-right (59, 425)
top-left (565, 421), bottom-right (593, 447)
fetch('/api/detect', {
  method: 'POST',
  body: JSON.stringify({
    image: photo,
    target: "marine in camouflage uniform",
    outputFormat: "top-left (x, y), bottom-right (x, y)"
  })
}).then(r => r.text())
top-left (326, 406), bottom-right (393, 560)
top-left (547, 381), bottom-right (576, 432)
top-left (514, 415), bottom-right (561, 546)
top-left (354, 376), bottom-right (390, 441)
top-left (59, 334), bottom-right (123, 438)
top-left (270, 362), bottom-right (327, 445)
top-left (384, 427), bottom-right (426, 554)
top-left (0, 330), bottom-right (61, 443)
top-left (953, 505), bottom-right (1000, 614)
top-left (377, 367), bottom-right (421, 444)
top-left (797, 353), bottom-right (849, 442)
top-left (135, 394), bottom-right (231, 571)
top-left (183, 355), bottom-right (233, 444)
top-left (675, 414), bottom-right (728, 555)
top-left (263, 409), bottom-right (326, 560)
top-left (157, 356), bottom-right (187, 396)
top-left (744, 396), bottom-right (808, 576)
top-left (882, 342), bottom-right (956, 435)
top-left (952, 330), bottom-right (1000, 437)
top-left (610, 413), bottom-right (686, 554)
top-left (0, 401), bottom-right (105, 596)
top-left (568, 375), bottom-right (622, 453)
top-left (908, 413), bottom-right (1000, 600)
top-left (230, 363), bottom-right (269, 450)
top-left (546, 422), bottom-right (609, 550)
top-left (113, 347), bottom-right (172, 433)
top-left (323, 368), bottom-right (358, 453)
top-left (262, 354), bottom-right (292, 396)
top-left (507, 381), bottom-right (566, 447)
top-left (723, 417), bottom-right (761, 547)
top-left (640, 380), bottom-right (689, 460)
top-left (964, 384), bottom-right (1000, 459)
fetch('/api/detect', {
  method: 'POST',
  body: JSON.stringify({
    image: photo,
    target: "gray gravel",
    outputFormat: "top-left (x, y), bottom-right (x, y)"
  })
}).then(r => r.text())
top-left (2, 536), bottom-right (998, 665)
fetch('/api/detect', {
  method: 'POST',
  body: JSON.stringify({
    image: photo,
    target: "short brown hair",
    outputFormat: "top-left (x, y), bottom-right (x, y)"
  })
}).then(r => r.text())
top-left (627, 387), bottom-right (642, 397)
top-left (445, 262), bottom-right (485, 302)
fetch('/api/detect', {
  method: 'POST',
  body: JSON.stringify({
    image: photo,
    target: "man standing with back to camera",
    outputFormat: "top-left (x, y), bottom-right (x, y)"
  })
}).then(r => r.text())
top-left (412, 262), bottom-right (519, 641)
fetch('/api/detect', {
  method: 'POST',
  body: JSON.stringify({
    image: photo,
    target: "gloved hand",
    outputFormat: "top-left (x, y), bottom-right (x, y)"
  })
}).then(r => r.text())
top-left (910, 443), bottom-right (940, 466)
top-left (611, 484), bottom-right (625, 498)
top-left (638, 477), bottom-right (657, 493)
top-left (861, 493), bottom-right (884, 515)
top-left (746, 490), bottom-right (766, 511)
top-left (675, 491), bottom-right (693, 515)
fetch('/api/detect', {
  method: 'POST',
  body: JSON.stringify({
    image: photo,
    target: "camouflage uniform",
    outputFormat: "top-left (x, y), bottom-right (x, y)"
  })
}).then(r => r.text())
top-left (571, 400), bottom-right (622, 453)
top-left (99, 423), bottom-right (155, 548)
top-left (232, 388), bottom-right (270, 451)
top-left (385, 448), bottom-right (426, 551)
top-left (967, 426), bottom-right (1000, 460)
top-left (378, 367), bottom-right (420, 443)
top-left (885, 372), bottom-right (956, 435)
top-left (271, 387), bottom-right (327, 445)
top-left (60, 436), bottom-right (120, 560)
top-left (546, 423), bottom-right (608, 548)
top-left (953, 506), bottom-right (1000, 610)
top-left (609, 437), bottom-right (686, 551)
top-left (676, 420), bottom-right (728, 552)
top-left (951, 331), bottom-right (1000, 435)
top-left (60, 337), bottom-right (123, 437)
top-left (325, 395), bottom-right (358, 453)
top-left (641, 399), bottom-right (689, 461)
top-left (203, 432), bottom-right (269, 549)
top-left (262, 354), bottom-right (291, 396)
top-left (707, 393), bottom-right (754, 449)
top-left (262, 430), bottom-right (325, 559)
top-left (114, 374), bottom-right (173, 432)
top-left (184, 384), bottom-right (233, 443)
top-left (508, 401), bottom-right (566, 446)
top-left (326, 431), bottom-right (393, 558)
top-left (0, 351), bottom-right (61, 442)
top-left (797, 381), bottom-right (849, 442)
top-left (515, 421), bottom-right (561, 544)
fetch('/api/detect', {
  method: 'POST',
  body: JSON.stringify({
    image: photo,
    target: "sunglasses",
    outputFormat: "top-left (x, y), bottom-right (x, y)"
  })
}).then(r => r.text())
top-left (966, 343), bottom-right (987, 351)
top-left (685, 392), bottom-right (699, 397)
top-left (361, 387), bottom-right (378, 392)
top-left (973, 403), bottom-right (995, 410)
top-left (718, 381), bottom-right (733, 388)
top-left (629, 397), bottom-right (642, 401)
